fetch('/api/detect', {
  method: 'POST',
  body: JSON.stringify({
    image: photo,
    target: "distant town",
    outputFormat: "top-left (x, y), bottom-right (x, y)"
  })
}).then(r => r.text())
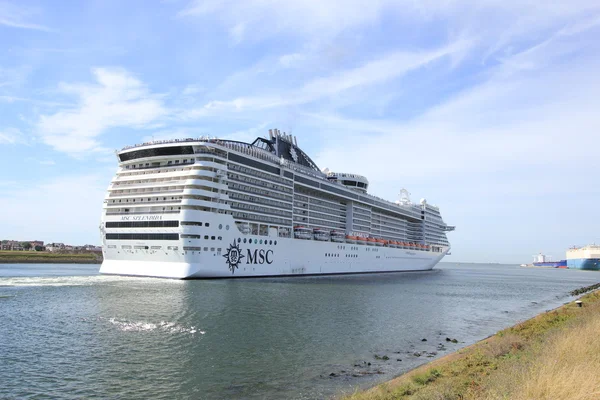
top-left (0, 240), bottom-right (102, 253)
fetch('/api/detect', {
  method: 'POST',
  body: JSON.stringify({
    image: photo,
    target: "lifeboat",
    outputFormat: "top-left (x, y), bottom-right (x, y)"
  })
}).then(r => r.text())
top-left (356, 236), bottom-right (367, 245)
top-left (375, 239), bottom-right (384, 247)
top-left (293, 226), bottom-right (312, 240)
top-left (389, 240), bottom-right (397, 248)
top-left (313, 228), bottom-right (330, 242)
top-left (345, 235), bottom-right (358, 244)
top-left (331, 230), bottom-right (346, 243)
top-left (366, 237), bottom-right (376, 246)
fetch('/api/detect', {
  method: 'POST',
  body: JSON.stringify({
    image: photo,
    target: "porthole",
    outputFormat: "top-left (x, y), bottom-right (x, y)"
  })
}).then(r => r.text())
top-left (260, 240), bottom-right (263, 244)
top-left (274, 241), bottom-right (277, 245)
top-left (243, 238), bottom-right (247, 243)
top-left (269, 240), bottom-right (272, 245)
top-left (226, 225), bottom-right (230, 230)
top-left (237, 238), bottom-right (241, 243)
top-left (254, 239), bottom-right (257, 244)
top-left (219, 224), bottom-right (222, 230)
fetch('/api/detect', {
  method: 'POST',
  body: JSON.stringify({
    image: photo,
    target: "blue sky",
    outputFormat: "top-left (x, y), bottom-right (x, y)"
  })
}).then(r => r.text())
top-left (1, 0), bottom-right (599, 263)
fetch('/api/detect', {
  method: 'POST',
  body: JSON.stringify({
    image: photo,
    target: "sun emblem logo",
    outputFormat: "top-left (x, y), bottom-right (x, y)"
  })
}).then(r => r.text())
top-left (223, 241), bottom-right (244, 274)
top-left (289, 146), bottom-right (298, 162)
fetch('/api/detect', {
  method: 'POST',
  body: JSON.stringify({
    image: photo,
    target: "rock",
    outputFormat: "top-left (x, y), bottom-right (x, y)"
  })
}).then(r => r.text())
top-left (445, 337), bottom-right (452, 342)
top-left (367, 362), bottom-right (371, 366)
top-left (382, 355), bottom-right (389, 360)
top-left (451, 338), bottom-right (458, 343)
top-left (413, 352), bottom-right (421, 357)
top-left (396, 359), bottom-right (402, 362)
top-left (329, 372), bottom-right (337, 377)
top-left (421, 338), bottom-right (427, 342)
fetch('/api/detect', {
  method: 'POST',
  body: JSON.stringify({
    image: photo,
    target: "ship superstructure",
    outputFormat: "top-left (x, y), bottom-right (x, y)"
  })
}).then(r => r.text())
top-left (99, 129), bottom-right (454, 278)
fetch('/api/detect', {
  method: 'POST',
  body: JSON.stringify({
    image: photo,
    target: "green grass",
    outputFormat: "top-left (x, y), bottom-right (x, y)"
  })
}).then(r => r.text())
top-left (0, 250), bottom-right (97, 258)
top-left (343, 290), bottom-right (600, 400)
top-left (0, 250), bottom-right (101, 262)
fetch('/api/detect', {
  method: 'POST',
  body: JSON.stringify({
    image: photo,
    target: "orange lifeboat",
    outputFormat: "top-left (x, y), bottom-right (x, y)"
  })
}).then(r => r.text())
top-left (357, 236), bottom-right (367, 245)
top-left (366, 237), bottom-right (376, 246)
top-left (345, 235), bottom-right (358, 243)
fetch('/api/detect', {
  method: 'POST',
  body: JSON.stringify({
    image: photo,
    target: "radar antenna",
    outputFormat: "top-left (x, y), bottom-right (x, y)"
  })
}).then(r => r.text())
top-left (399, 188), bottom-right (411, 204)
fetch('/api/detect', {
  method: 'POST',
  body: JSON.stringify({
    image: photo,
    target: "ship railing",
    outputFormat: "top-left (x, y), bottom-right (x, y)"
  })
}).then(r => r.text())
top-left (121, 137), bottom-right (213, 151)
top-left (105, 210), bottom-right (181, 215)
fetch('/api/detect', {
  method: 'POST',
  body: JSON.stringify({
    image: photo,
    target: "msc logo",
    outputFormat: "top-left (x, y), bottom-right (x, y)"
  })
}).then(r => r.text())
top-left (223, 241), bottom-right (274, 274)
top-left (223, 241), bottom-right (244, 274)
top-left (246, 249), bottom-right (273, 265)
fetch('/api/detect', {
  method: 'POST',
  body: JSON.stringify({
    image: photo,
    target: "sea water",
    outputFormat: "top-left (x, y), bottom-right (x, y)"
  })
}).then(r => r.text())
top-left (0, 262), bottom-right (598, 399)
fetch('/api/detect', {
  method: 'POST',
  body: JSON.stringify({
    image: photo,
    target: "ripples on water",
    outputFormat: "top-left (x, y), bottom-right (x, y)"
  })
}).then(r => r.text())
top-left (0, 263), bottom-right (598, 399)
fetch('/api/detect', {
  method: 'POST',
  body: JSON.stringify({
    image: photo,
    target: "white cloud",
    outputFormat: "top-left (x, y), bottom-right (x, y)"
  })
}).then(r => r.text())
top-left (0, 1), bottom-right (51, 31)
top-left (178, 0), bottom-right (392, 42)
top-left (178, 0), bottom-right (600, 51)
top-left (0, 127), bottom-right (23, 144)
top-left (278, 53), bottom-right (307, 68)
top-left (183, 39), bottom-right (470, 117)
top-left (37, 68), bottom-right (167, 155)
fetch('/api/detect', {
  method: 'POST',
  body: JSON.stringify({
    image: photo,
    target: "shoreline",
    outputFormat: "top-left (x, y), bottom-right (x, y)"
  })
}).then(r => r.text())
top-left (0, 251), bottom-right (102, 265)
top-left (342, 284), bottom-right (600, 400)
top-left (0, 258), bottom-right (101, 264)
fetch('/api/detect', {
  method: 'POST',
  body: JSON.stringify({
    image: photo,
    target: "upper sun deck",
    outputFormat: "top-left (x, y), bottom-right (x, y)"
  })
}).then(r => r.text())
top-left (120, 137), bottom-right (215, 152)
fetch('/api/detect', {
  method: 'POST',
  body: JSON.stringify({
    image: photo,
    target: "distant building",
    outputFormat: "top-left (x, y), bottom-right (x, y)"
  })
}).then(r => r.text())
top-left (46, 243), bottom-right (65, 252)
top-left (1, 240), bottom-right (44, 251)
top-left (30, 241), bottom-right (44, 250)
top-left (83, 244), bottom-right (102, 252)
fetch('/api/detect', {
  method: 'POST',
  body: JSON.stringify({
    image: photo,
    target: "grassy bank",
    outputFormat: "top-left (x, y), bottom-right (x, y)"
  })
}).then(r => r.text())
top-left (0, 250), bottom-right (102, 264)
top-left (344, 289), bottom-right (600, 400)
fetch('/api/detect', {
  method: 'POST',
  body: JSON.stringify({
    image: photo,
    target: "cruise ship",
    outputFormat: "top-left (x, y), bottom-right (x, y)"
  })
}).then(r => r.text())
top-left (99, 129), bottom-right (454, 279)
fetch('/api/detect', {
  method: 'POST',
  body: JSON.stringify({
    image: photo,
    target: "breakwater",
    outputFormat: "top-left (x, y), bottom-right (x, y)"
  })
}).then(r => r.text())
top-left (570, 282), bottom-right (600, 296)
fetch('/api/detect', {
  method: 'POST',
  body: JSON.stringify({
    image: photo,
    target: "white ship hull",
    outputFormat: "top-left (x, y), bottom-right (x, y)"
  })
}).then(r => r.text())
top-left (100, 211), bottom-right (448, 279)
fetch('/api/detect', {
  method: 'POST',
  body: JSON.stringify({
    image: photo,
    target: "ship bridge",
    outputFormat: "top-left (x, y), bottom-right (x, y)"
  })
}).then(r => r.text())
top-left (325, 172), bottom-right (369, 193)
